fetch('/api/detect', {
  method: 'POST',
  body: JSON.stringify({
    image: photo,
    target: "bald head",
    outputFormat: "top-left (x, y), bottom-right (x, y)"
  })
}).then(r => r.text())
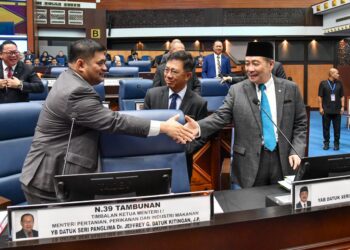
top-left (329, 68), bottom-right (340, 81)
top-left (170, 42), bottom-right (185, 54)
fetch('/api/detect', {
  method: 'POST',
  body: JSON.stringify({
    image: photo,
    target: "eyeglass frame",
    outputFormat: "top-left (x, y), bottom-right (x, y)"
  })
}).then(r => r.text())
top-left (2, 50), bottom-right (20, 56)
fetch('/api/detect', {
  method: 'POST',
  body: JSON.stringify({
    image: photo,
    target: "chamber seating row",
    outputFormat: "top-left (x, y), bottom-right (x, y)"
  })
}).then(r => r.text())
top-left (0, 103), bottom-right (189, 205)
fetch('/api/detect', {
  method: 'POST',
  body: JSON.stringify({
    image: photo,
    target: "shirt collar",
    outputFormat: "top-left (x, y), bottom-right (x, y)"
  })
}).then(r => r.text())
top-left (169, 85), bottom-right (187, 100)
top-left (2, 61), bottom-right (16, 71)
top-left (255, 74), bottom-right (274, 91)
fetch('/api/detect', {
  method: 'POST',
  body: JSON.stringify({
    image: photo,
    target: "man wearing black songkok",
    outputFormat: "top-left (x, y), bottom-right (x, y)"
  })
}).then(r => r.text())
top-left (185, 41), bottom-right (307, 188)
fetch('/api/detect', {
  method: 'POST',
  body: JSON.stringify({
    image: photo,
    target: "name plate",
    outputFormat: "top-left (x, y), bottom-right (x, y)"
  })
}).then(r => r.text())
top-left (103, 78), bottom-right (120, 86)
top-left (292, 175), bottom-right (350, 210)
top-left (8, 191), bottom-right (213, 241)
top-left (43, 78), bottom-right (56, 87)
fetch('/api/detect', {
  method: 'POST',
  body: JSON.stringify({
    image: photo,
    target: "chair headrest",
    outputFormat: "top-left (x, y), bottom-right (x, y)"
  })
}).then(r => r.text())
top-left (200, 78), bottom-right (229, 96)
top-left (0, 102), bottom-right (42, 140)
top-left (108, 67), bottom-right (139, 77)
top-left (119, 79), bottom-right (153, 99)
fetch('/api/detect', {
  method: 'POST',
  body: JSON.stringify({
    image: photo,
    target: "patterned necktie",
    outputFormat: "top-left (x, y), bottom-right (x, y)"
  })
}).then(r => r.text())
top-left (259, 84), bottom-right (276, 151)
top-left (216, 55), bottom-right (221, 76)
top-left (7, 67), bottom-right (13, 79)
top-left (169, 93), bottom-right (179, 109)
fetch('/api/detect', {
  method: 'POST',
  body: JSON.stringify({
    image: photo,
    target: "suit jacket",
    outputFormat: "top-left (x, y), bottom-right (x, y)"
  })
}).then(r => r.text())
top-left (198, 76), bottom-right (307, 188)
top-left (16, 229), bottom-right (39, 239)
top-left (0, 60), bottom-right (44, 103)
top-left (272, 61), bottom-right (287, 79)
top-left (152, 63), bottom-right (201, 94)
top-left (296, 200), bottom-right (311, 209)
top-left (144, 86), bottom-right (208, 178)
top-left (202, 54), bottom-right (231, 78)
top-left (21, 68), bottom-right (151, 196)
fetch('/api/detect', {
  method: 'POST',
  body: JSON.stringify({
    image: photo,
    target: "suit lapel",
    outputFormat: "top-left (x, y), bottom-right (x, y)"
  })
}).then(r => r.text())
top-left (13, 62), bottom-right (23, 78)
top-left (243, 81), bottom-right (262, 132)
top-left (0, 61), bottom-right (3, 79)
top-left (179, 88), bottom-right (191, 113)
top-left (161, 87), bottom-right (169, 108)
top-left (273, 76), bottom-right (285, 127)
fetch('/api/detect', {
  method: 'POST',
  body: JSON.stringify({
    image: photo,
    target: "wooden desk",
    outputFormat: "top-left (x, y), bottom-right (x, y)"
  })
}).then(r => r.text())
top-left (1, 187), bottom-right (350, 249)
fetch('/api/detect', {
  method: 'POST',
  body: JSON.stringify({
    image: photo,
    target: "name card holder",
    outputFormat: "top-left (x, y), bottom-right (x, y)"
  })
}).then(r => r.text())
top-left (292, 175), bottom-right (350, 211)
top-left (8, 191), bottom-right (213, 241)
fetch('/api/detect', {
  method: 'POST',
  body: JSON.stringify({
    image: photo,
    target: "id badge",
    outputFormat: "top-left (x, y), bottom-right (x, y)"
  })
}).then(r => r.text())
top-left (331, 94), bottom-right (335, 102)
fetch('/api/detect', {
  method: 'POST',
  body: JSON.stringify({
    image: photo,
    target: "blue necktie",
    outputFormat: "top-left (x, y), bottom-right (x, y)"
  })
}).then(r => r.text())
top-left (259, 84), bottom-right (276, 151)
top-left (169, 93), bottom-right (179, 109)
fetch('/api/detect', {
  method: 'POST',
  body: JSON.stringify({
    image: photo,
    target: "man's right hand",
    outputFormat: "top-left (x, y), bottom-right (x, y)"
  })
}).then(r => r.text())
top-left (0, 79), bottom-right (7, 89)
top-left (319, 108), bottom-right (324, 115)
top-left (160, 114), bottom-right (195, 144)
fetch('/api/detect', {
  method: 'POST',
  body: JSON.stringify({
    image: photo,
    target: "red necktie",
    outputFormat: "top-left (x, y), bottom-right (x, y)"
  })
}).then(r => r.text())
top-left (7, 67), bottom-right (13, 79)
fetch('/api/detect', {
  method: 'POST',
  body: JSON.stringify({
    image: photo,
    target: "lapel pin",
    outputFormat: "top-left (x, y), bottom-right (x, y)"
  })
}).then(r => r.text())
top-left (278, 89), bottom-right (281, 92)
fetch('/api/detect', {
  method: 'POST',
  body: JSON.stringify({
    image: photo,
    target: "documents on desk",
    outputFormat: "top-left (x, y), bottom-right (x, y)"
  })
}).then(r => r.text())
top-left (7, 191), bottom-right (213, 241)
top-left (278, 175), bottom-right (295, 191)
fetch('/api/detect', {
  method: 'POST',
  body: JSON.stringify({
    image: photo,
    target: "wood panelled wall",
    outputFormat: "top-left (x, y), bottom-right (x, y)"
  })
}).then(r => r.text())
top-left (97, 0), bottom-right (322, 10)
top-left (284, 65), bottom-right (304, 98)
top-left (308, 64), bottom-right (333, 108)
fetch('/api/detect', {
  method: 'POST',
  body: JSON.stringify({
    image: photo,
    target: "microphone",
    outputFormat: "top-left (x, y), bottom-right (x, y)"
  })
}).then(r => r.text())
top-left (252, 98), bottom-right (302, 160)
top-left (57, 112), bottom-right (77, 201)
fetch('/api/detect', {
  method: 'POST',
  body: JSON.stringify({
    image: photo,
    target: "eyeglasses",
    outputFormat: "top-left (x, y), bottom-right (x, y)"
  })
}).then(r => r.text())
top-left (2, 50), bottom-right (20, 56)
top-left (164, 68), bottom-right (181, 76)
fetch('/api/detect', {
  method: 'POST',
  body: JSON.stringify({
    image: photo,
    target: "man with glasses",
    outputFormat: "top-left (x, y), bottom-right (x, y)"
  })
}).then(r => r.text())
top-left (145, 51), bottom-right (208, 180)
top-left (0, 40), bottom-right (44, 103)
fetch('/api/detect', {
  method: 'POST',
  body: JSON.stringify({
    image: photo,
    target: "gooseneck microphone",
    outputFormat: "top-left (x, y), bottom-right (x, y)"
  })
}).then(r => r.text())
top-left (57, 112), bottom-right (77, 202)
top-left (252, 98), bottom-right (302, 160)
top-left (62, 112), bottom-right (78, 176)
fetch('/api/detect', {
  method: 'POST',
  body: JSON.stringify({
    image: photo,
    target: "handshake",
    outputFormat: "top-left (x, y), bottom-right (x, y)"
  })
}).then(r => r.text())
top-left (160, 114), bottom-right (199, 144)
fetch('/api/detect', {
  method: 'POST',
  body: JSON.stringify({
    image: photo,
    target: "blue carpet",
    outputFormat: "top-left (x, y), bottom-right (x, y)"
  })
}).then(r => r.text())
top-left (308, 111), bottom-right (350, 156)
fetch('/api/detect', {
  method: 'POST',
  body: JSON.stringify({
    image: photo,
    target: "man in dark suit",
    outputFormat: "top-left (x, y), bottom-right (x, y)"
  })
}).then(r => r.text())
top-left (153, 42), bottom-right (201, 94)
top-left (202, 40), bottom-right (231, 78)
top-left (20, 39), bottom-right (194, 204)
top-left (0, 40), bottom-right (44, 103)
top-left (272, 61), bottom-right (286, 79)
top-left (145, 51), bottom-right (208, 179)
top-left (16, 213), bottom-right (38, 239)
top-left (296, 186), bottom-right (311, 209)
top-left (185, 41), bottom-right (307, 188)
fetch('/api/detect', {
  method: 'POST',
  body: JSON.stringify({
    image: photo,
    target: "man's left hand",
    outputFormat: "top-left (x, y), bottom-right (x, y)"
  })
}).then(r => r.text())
top-left (289, 154), bottom-right (301, 170)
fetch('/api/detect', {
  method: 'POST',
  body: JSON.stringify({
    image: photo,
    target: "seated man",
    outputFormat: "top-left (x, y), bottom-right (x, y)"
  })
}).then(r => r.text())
top-left (144, 51), bottom-right (208, 180)
top-left (0, 40), bottom-right (44, 103)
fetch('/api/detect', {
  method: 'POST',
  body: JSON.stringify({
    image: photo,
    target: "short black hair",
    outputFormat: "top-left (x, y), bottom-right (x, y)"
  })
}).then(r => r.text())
top-left (300, 186), bottom-right (308, 193)
top-left (167, 51), bottom-right (194, 72)
top-left (69, 39), bottom-right (106, 63)
top-left (0, 40), bottom-right (17, 52)
top-left (21, 213), bottom-right (34, 222)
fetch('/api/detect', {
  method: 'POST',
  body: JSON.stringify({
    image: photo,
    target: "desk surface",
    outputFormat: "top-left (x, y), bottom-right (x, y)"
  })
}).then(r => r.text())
top-left (1, 186), bottom-right (350, 250)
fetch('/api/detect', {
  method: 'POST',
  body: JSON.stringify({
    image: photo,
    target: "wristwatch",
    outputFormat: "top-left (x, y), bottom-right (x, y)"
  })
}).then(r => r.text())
top-left (18, 80), bottom-right (23, 90)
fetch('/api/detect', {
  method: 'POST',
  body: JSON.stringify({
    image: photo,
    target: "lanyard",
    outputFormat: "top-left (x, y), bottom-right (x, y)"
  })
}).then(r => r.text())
top-left (327, 80), bottom-right (336, 94)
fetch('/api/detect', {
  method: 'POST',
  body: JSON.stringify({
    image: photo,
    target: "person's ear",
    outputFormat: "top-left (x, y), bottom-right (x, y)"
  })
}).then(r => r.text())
top-left (75, 59), bottom-right (85, 73)
top-left (185, 71), bottom-right (192, 81)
